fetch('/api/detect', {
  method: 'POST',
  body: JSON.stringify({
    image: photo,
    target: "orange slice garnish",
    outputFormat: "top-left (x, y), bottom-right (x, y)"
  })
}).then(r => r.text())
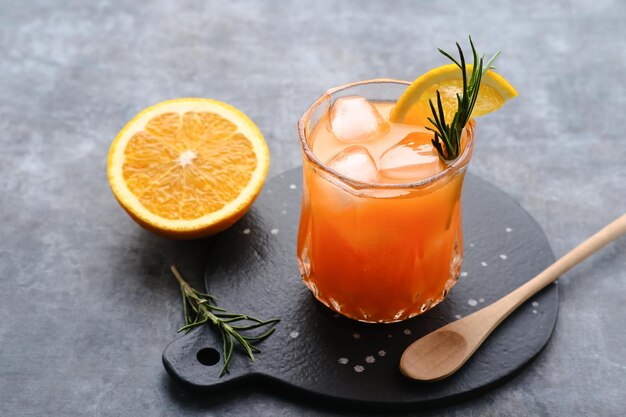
top-left (390, 64), bottom-right (518, 125)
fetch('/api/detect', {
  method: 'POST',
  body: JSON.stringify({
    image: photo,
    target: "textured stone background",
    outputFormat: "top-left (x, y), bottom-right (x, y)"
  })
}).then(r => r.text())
top-left (1, 0), bottom-right (625, 416)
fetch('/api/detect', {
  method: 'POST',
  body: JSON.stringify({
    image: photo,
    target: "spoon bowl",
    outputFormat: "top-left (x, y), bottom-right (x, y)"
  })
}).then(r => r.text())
top-left (400, 329), bottom-right (468, 381)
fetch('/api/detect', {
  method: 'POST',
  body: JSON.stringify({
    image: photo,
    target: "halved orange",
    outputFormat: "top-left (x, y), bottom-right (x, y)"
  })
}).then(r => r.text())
top-left (107, 98), bottom-right (269, 239)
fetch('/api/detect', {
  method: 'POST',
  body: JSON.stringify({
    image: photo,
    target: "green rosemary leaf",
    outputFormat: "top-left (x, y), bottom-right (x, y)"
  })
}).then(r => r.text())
top-left (178, 317), bottom-right (209, 333)
top-left (469, 36), bottom-right (478, 65)
top-left (220, 329), bottom-right (234, 377)
top-left (427, 100), bottom-right (442, 129)
top-left (220, 327), bottom-right (228, 367)
top-left (484, 51), bottom-right (501, 73)
top-left (181, 286), bottom-right (190, 324)
top-left (215, 312), bottom-right (250, 318)
top-left (457, 42), bottom-right (467, 89)
top-left (232, 321), bottom-right (276, 332)
top-left (244, 327), bottom-right (277, 343)
top-left (195, 291), bottom-right (218, 300)
top-left (222, 317), bottom-right (249, 324)
top-left (437, 48), bottom-right (460, 67)
top-left (436, 91), bottom-right (446, 126)
top-left (230, 331), bottom-right (256, 360)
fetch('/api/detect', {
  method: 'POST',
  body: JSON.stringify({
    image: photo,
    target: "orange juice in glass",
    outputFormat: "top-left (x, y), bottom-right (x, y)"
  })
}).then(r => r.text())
top-left (297, 79), bottom-right (474, 323)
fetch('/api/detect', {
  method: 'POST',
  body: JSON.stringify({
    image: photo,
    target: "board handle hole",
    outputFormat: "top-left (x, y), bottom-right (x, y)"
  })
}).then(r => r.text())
top-left (196, 347), bottom-right (220, 366)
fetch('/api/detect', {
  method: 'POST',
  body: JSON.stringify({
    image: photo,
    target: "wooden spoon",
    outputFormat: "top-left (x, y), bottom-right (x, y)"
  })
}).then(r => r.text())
top-left (400, 213), bottom-right (626, 381)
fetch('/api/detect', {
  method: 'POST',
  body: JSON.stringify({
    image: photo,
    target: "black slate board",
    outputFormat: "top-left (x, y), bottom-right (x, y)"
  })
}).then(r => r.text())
top-left (163, 168), bottom-right (558, 410)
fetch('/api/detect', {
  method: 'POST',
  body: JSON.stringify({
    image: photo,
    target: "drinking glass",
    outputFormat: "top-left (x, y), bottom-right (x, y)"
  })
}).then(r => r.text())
top-left (297, 79), bottom-right (475, 323)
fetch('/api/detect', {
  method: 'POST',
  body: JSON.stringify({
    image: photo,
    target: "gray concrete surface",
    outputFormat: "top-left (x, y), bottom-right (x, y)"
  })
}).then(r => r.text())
top-left (1, 0), bottom-right (625, 415)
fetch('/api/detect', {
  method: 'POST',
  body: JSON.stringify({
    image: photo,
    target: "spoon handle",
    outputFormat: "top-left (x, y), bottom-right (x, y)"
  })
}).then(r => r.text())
top-left (479, 213), bottom-right (626, 330)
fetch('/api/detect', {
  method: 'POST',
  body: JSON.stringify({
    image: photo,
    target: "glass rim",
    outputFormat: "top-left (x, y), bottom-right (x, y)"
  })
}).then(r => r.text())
top-left (297, 78), bottom-right (475, 190)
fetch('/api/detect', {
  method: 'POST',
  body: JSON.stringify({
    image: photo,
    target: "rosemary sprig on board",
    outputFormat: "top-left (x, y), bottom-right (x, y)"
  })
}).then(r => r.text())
top-left (171, 265), bottom-right (280, 377)
top-left (427, 37), bottom-right (500, 161)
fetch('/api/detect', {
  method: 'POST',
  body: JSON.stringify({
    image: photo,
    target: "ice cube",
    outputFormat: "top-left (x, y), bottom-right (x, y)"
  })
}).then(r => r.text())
top-left (329, 96), bottom-right (387, 143)
top-left (326, 145), bottom-right (379, 183)
top-left (379, 132), bottom-right (444, 181)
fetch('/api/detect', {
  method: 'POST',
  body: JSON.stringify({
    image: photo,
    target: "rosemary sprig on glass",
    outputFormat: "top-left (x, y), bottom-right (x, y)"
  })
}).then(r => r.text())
top-left (427, 37), bottom-right (500, 161)
top-left (171, 265), bottom-right (280, 377)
